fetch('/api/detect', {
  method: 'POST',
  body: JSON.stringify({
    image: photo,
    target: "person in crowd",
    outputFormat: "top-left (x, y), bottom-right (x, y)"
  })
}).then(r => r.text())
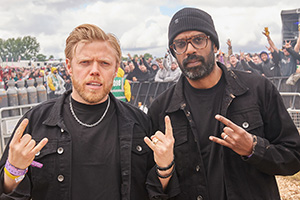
top-left (252, 53), bottom-right (262, 64)
top-left (111, 67), bottom-right (131, 102)
top-left (247, 50), bottom-right (281, 77)
top-left (164, 60), bottom-right (182, 82)
top-left (154, 57), bottom-right (169, 82)
top-left (226, 41), bottom-right (256, 73)
top-left (147, 57), bottom-right (153, 66)
top-left (123, 61), bottom-right (131, 77)
top-left (285, 34), bottom-right (300, 62)
top-left (215, 50), bottom-right (225, 64)
top-left (263, 29), bottom-right (298, 76)
top-left (284, 40), bottom-right (300, 85)
top-left (148, 61), bottom-right (159, 81)
top-left (144, 7), bottom-right (300, 200)
top-left (46, 66), bottom-right (66, 99)
top-left (126, 54), bottom-right (151, 82)
top-left (0, 23), bottom-right (172, 200)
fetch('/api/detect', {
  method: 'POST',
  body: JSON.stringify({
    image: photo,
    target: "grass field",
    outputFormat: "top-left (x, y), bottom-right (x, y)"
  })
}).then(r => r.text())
top-left (277, 172), bottom-right (300, 199)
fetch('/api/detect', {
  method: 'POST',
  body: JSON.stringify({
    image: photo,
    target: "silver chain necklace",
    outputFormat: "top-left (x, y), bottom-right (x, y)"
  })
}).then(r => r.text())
top-left (69, 95), bottom-right (110, 128)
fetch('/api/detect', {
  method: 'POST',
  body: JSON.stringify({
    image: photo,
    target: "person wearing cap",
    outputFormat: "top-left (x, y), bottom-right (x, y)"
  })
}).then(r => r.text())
top-left (247, 50), bottom-right (281, 77)
top-left (47, 66), bottom-right (66, 99)
top-left (144, 7), bottom-right (300, 199)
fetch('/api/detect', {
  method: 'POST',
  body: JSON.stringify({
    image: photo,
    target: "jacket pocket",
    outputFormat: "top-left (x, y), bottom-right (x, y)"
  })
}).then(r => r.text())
top-left (173, 127), bottom-right (188, 147)
top-left (131, 135), bottom-right (152, 182)
top-left (30, 140), bottom-right (58, 184)
top-left (229, 107), bottom-right (264, 134)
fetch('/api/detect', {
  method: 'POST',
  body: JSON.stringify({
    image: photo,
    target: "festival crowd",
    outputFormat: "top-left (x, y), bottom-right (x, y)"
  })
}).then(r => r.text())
top-left (1, 27), bottom-right (300, 99)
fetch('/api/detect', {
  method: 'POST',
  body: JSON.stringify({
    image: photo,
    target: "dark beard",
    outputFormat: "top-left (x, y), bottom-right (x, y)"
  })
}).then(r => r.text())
top-left (179, 51), bottom-right (215, 80)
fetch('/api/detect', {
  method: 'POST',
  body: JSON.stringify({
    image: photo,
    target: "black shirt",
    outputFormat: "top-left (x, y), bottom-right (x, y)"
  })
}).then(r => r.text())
top-left (63, 95), bottom-right (121, 199)
top-left (183, 74), bottom-right (226, 200)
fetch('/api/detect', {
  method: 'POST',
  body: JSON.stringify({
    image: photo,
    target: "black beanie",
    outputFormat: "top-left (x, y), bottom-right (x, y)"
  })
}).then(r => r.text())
top-left (168, 7), bottom-right (219, 57)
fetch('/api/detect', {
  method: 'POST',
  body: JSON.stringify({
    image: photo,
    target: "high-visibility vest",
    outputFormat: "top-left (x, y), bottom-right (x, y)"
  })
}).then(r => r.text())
top-left (111, 77), bottom-right (126, 102)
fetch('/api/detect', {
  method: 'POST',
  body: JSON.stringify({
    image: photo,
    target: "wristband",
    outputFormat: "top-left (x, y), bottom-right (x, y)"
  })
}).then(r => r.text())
top-left (244, 135), bottom-right (257, 158)
top-left (4, 167), bottom-right (25, 183)
top-left (156, 159), bottom-right (174, 171)
top-left (5, 160), bottom-right (28, 176)
top-left (156, 164), bottom-right (175, 179)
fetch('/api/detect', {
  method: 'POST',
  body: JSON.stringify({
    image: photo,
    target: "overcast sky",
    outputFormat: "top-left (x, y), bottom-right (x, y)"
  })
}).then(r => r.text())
top-left (0, 0), bottom-right (299, 59)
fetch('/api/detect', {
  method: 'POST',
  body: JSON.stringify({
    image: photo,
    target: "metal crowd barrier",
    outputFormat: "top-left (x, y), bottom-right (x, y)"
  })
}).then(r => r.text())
top-left (269, 76), bottom-right (300, 109)
top-left (1, 77), bottom-right (300, 154)
top-left (0, 104), bottom-right (38, 154)
top-left (130, 81), bottom-right (176, 108)
top-left (287, 108), bottom-right (300, 131)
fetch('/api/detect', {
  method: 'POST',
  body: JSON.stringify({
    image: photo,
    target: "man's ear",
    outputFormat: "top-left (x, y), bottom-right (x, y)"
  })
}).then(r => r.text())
top-left (66, 58), bottom-right (72, 76)
top-left (213, 45), bottom-right (218, 54)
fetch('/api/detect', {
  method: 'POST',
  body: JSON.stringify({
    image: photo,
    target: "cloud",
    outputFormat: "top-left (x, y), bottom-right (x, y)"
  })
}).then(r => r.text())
top-left (0, 0), bottom-right (299, 59)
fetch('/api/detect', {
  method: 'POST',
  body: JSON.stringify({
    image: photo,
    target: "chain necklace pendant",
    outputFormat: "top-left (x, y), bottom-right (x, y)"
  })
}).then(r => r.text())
top-left (69, 95), bottom-right (110, 128)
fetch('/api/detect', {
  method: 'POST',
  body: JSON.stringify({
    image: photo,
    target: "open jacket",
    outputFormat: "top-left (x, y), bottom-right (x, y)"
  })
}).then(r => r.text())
top-left (147, 62), bottom-right (300, 199)
top-left (0, 90), bottom-right (164, 200)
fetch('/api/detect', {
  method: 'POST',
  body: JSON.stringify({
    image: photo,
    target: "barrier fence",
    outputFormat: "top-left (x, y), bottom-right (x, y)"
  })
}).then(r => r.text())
top-left (0, 104), bottom-right (38, 154)
top-left (0, 76), bottom-right (300, 154)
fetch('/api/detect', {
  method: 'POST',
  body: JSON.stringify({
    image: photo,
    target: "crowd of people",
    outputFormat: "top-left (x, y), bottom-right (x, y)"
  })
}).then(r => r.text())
top-left (216, 27), bottom-right (300, 83)
top-left (0, 64), bottom-right (72, 99)
top-left (117, 25), bottom-right (300, 87)
top-left (1, 25), bottom-right (300, 98)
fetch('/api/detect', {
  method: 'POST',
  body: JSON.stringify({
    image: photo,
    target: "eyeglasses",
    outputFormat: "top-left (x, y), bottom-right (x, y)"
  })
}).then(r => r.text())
top-left (170, 34), bottom-right (210, 55)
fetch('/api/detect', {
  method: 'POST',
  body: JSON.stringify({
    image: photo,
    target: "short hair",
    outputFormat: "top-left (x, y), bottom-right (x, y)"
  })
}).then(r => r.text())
top-left (65, 24), bottom-right (121, 64)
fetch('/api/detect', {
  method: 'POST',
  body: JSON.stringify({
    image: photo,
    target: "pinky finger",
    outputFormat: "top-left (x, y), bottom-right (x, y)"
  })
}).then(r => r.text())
top-left (209, 136), bottom-right (231, 148)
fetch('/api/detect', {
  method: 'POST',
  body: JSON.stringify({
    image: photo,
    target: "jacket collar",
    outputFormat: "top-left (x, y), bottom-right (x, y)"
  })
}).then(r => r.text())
top-left (166, 62), bottom-right (249, 113)
top-left (43, 90), bottom-right (136, 128)
top-left (43, 90), bottom-right (70, 127)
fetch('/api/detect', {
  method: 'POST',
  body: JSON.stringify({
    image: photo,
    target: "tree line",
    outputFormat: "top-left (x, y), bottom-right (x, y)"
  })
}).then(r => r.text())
top-left (0, 36), bottom-right (52, 62)
top-left (0, 35), bottom-right (155, 64)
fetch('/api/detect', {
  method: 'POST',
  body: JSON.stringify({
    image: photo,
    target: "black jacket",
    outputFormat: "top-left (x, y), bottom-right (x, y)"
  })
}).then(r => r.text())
top-left (287, 47), bottom-right (300, 61)
top-left (248, 58), bottom-right (281, 77)
top-left (148, 62), bottom-right (300, 199)
top-left (0, 90), bottom-right (157, 200)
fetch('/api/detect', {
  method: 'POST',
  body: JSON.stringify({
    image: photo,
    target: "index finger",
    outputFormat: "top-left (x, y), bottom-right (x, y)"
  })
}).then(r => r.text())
top-left (11, 118), bottom-right (29, 144)
top-left (32, 138), bottom-right (48, 155)
top-left (164, 116), bottom-right (174, 139)
top-left (215, 114), bottom-right (240, 131)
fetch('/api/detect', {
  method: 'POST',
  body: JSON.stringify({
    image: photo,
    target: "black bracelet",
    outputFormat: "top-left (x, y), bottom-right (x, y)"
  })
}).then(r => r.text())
top-left (156, 159), bottom-right (175, 171)
top-left (155, 164), bottom-right (175, 179)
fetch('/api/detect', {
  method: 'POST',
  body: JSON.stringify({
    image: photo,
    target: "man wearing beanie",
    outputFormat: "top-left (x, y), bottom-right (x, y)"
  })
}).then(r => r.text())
top-left (247, 50), bottom-right (281, 77)
top-left (144, 7), bottom-right (300, 200)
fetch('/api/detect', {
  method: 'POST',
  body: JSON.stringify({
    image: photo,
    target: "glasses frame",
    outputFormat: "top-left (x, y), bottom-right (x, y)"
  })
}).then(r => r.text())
top-left (170, 34), bottom-right (210, 55)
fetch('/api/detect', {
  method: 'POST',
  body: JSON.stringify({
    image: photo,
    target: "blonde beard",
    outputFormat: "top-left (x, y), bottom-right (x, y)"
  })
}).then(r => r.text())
top-left (71, 77), bottom-right (113, 104)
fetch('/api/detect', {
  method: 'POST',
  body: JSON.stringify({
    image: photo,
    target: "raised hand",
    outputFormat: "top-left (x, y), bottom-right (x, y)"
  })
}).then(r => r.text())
top-left (8, 119), bottom-right (48, 170)
top-left (226, 39), bottom-right (231, 47)
top-left (209, 114), bottom-right (253, 156)
top-left (144, 116), bottom-right (174, 168)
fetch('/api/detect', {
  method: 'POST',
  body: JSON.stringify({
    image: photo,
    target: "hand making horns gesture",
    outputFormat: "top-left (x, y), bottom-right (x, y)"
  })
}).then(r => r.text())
top-left (209, 114), bottom-right (254, 156)
top-left (8, 119), bottom-right (48, 170)
top-left (144, 116), bottom-right (174, 169)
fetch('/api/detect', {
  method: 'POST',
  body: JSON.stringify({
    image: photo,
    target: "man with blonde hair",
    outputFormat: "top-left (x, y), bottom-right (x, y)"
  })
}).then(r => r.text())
top-left (0, 24), bottom-right (165, 199)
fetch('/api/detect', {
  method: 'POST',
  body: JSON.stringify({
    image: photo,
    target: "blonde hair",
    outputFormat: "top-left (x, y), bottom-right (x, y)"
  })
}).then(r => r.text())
top-left (65, 24), bottom-right (121, 64)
